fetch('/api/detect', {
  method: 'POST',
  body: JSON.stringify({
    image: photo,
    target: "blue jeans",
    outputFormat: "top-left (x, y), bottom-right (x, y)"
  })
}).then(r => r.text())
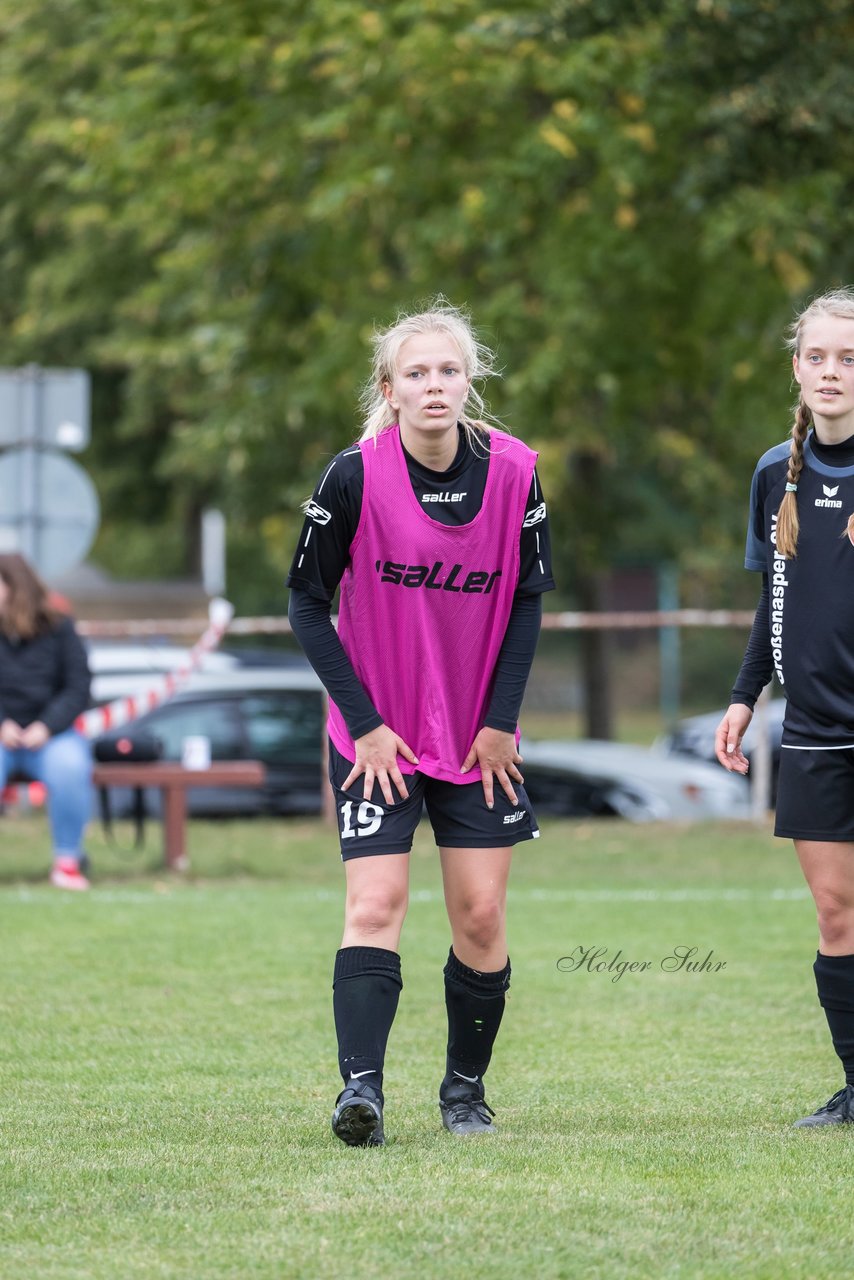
top-left (0, 729), bottom-right (93, 858)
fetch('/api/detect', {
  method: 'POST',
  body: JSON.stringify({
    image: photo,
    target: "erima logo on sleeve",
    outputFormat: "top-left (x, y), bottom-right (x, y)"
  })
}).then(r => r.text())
top-left (305, 501), bottom-right (332, 525)
top-left (815, 484), bottom-right (842, 509)
top-left (523, 502), bottom-right (547, 527)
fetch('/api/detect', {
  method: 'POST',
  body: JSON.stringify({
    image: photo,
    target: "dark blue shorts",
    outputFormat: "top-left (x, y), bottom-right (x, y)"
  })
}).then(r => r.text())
top-left (328, 741), bottom-right (540, 859)
top-left (775, 746), bottom-right (854, 842)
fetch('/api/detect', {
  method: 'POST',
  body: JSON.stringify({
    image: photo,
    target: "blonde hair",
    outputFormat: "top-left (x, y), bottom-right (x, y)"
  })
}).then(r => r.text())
top-left (776, 286), bottom-right (854, 558)
top-left (357, 298), bottom-right (506, 450)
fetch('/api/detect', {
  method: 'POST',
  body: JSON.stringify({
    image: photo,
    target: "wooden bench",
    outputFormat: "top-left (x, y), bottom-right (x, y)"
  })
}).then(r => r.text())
top-left (92, 761), bottom-right (266, 871)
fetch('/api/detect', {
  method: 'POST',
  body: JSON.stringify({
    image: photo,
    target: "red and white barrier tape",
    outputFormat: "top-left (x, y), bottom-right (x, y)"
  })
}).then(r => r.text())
top-left (75, 597), bottom-right (234, 738)
top-left (76, 608), bottom-right (758, 639)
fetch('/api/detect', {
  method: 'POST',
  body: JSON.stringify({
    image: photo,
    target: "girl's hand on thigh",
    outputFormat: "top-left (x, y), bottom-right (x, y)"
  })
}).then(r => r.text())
top-left (461, 727), bottom-right (523, 809)
top-left (343, 724), bottom-right (419, 806)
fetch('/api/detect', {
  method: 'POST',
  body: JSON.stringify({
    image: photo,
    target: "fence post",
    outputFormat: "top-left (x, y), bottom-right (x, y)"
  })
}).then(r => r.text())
top-left (657, 563), bottom-right (680, 727)
top-left (750, 686), bottom-right (772, 821)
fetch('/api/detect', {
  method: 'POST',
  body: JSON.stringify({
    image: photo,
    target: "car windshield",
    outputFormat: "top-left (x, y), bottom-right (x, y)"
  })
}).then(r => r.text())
top-left (240, 692), bottom-right (323, 765)
top-left (143, 700), bottom-right (245, 760)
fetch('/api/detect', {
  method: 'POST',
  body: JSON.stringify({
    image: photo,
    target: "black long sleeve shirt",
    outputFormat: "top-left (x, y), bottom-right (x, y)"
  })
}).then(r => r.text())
top-left (730, 575), bottom-right (773, 710)
top-left (0, 618), bottom-right (91, 734)
top-left (731, 431), bottom-right (854, 710)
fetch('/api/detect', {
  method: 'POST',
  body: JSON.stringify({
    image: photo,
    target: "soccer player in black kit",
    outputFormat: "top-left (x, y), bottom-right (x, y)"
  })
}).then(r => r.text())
top-left (717, 288), bottom-right (854, 1126)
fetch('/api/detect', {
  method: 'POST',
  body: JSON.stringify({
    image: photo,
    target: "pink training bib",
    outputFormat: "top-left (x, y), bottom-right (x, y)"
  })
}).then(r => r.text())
top-left (327, 425), bottom-right (536, 783)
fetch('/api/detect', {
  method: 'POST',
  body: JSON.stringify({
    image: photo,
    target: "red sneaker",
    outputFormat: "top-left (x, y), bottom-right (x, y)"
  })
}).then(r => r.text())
top-left (49, 859), bottom-right (90, 891)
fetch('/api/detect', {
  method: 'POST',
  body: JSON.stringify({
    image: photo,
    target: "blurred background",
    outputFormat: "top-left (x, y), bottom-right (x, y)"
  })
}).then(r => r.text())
top-left (2, 0), bottom-right (853, 745)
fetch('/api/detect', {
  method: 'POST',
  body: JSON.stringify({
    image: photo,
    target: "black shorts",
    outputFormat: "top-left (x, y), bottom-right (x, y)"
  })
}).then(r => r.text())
top-left (775, 746), bottom-right (854, 842)
top-left (328, 741), bottom-right (540, 859)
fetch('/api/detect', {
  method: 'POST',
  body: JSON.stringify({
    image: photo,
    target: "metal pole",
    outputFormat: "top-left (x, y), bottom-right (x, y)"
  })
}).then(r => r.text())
top-left (750, 685), bottom-right (772, 822)
top-left (658, 563), bottom-right (680, 727)
top-left (19, 366), bottom-right (40, 562)
top-left (201, 508), bottom-right (226, 595)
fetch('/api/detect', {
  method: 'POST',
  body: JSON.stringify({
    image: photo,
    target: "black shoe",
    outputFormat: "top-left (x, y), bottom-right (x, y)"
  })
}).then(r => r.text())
top-left (439, 1077), bottom-right (496, 1136)
top-left (794, 1084), bottom-right (854, 1128)
top-left (331, 1078), bottom-right (384, 1147)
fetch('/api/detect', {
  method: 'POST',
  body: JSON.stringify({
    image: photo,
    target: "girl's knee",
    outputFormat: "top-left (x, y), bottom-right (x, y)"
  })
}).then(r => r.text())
top-left (815, 895), bottom-right (854, 947)
top-left (456, 897), bottom-right (504, 952)
top-left (41, 734), bottom-right (92, 787)
top-left (345, 886), bottom-right (408, 937)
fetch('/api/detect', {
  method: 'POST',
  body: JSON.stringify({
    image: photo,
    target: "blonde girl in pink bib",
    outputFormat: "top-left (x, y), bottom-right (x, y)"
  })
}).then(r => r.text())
top-left (287, 300), bottom-right (554, 1144)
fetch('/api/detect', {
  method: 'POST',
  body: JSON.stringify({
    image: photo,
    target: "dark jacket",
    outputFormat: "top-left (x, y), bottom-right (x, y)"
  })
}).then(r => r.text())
top-left (0, 617), bottom-right (91, 735)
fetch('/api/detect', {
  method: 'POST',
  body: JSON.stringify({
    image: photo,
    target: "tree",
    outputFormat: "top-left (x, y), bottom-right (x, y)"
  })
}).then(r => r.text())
top-left (1, 0), bottom-right (853, 726)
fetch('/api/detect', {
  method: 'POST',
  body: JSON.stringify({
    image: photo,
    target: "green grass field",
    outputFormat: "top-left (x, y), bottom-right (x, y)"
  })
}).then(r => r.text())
top-left (1, 812), bottom-right (850, 1280)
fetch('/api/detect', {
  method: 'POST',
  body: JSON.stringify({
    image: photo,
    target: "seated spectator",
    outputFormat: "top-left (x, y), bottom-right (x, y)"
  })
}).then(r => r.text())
top-left (0, 554), bottom-right (93, 889)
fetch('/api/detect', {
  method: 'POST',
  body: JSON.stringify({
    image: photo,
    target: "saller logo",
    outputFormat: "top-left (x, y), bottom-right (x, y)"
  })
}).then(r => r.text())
top-left (305, 500), bottom-right (332, 525)
top-left (374, 559), bottom-right (502, 594)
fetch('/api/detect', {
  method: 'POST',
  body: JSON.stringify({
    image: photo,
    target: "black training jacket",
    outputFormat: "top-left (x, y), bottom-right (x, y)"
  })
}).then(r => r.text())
top-left (0, 618), bottom-right (91, 735)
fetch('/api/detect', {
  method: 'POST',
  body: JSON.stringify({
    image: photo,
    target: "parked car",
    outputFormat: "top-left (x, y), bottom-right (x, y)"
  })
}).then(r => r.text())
top-left (520, 737), bottom-right (751, 821)
top-left (92, 667), bottom-right (326, 817)
top-left (86, 641), bottom-right (253, 705)
top-left (85, 642), bottom-right (749, 823)
top-left (657, 699), bottom-right (785, 802)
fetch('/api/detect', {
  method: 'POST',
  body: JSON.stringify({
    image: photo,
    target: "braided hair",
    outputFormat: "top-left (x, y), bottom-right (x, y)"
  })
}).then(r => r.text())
top-left (774, 400), bottom-right (812, 559)
top-left (777, 287), bottom-right (854, 558)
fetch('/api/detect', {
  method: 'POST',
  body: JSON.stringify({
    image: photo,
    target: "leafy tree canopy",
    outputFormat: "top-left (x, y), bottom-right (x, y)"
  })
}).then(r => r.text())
top-left (1, 0), bottom-right (852, 608)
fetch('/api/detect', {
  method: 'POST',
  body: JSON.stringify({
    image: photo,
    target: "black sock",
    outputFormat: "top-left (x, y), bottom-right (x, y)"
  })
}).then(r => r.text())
top-left (443, 948), bottom-right (511, 1091)
top-left (332, 946), bottom-right (402, 1094)
top-left (813, 951), bottom-right (854, 1086)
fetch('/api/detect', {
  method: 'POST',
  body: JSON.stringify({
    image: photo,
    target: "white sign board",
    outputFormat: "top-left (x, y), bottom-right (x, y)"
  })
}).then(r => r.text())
top-left (0, 367), bottom-right (90, 450)
top-left (0, 448), bottom-right (100, 577)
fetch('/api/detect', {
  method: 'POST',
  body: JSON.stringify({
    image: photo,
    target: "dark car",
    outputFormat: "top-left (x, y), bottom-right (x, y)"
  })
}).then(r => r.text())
top-left (93, 668), bottom-right (325, 817)
top-left (90, 644), bottom-right (753, 824)
top-left (657, 698), bottom-right (785, 802)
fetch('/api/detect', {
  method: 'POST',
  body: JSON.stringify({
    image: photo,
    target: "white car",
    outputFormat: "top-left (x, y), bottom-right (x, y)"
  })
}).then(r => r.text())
top-left (658, 700), bottom-right (785, 803)
top-left (85, 641), bottom-right (243, 705)
top-left (520, 737), bottom-right (751, 822)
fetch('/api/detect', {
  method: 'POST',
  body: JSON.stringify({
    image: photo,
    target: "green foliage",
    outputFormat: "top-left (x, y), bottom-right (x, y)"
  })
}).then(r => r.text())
top-left (1, 1), bottom-right (853, 602)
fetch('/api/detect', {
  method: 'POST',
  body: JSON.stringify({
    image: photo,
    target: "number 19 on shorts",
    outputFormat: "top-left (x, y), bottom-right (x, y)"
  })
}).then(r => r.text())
top-left (340, 799), bottom-right (385, 839)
